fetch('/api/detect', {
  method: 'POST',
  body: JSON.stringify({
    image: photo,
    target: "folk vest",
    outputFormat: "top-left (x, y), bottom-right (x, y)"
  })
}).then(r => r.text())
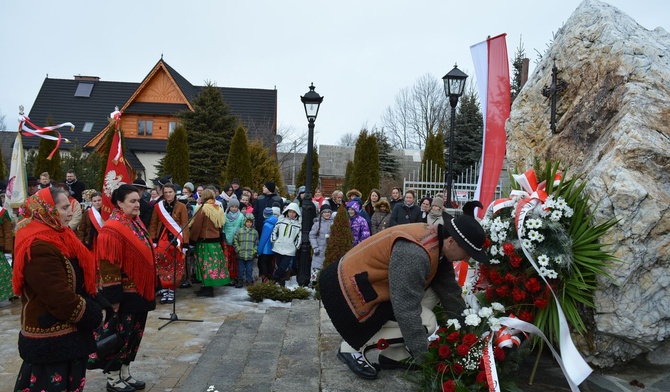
top-left (338, 223), bottom-right (441, 322)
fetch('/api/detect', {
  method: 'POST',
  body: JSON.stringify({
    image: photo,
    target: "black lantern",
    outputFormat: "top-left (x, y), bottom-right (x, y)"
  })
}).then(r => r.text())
top-left (297, 83), bottom-right (323, 286)
top-left (442, 64), bottom-right (468, 208)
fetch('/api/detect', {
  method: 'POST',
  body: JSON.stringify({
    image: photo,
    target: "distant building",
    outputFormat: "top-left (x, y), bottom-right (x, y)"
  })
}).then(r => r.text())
top-left (25, 58), bottom-right (277, 184)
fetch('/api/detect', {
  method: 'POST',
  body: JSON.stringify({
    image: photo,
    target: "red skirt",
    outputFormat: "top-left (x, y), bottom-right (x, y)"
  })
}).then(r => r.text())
top-left (224, 243), bottom-right (238, 279)
top-left (155, 233), bottom-right (184, 289)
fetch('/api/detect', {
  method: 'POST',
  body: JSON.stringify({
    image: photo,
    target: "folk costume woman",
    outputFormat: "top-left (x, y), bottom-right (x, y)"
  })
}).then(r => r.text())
top-left (89, 184), bottom-right (156, 392)
top-left (77, 191), bottom-right (105, 250)
top-left (189, 189), bottom-right (228, 297)
top-left (149, 183), bottom-right (189, 304)
top-left (0, 201), bottom-right (14, 301)
top-left (13, 187), bottom-right (108, 392)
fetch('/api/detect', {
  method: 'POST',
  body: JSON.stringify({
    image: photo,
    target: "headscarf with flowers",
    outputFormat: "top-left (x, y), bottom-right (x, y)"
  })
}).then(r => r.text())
top-left (190, 199), bottom-right (225, 229)
top-left (12, 187), bottom-right (97, 296)
top-left (96, 207), bottom-right (156, 300)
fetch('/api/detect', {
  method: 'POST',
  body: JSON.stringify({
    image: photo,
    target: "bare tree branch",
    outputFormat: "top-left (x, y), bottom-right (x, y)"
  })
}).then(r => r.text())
top-left (337, 132), bottom-right (358, 147)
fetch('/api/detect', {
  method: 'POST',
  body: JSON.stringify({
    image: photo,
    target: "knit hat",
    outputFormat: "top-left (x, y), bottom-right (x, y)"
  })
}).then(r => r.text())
top-left (263, 207), bottom-right (274, 218)
top-left (265, 181), bottom-right (276, 193)
top-left (245, 213), bottom-right (254, 222)
top-left (320, 203), bottom-right (332, 213)
top-left (432, 196), bottom-right (444, 208)
top-left (227, 196), bottom-right (240, 208)
top-left (272, 206), bottom-right (281, 216)
top-left (183, 182), bottom-right (195, 192)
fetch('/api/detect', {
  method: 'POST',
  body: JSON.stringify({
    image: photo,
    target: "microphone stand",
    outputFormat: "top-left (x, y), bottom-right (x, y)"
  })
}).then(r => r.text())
top-left (158, 201), bottom-right (204, 330)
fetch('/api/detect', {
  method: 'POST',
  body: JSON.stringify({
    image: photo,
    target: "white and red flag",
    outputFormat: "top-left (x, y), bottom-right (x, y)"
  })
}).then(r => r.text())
top-left (470, 34), bottom-right (511, 219)
top-left (101, 109), bottom-right (131, 220)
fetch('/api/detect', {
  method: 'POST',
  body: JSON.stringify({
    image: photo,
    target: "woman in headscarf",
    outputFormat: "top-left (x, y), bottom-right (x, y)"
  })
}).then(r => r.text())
top-left (13, 187), bottom-right (108, 392)
top-left (89, 184), bottom-right (156, 392)
top-left (77, 191), bottom-right (104, 250)
top-left (149, 183), bottom-right (189, 305)
top-left (189, 189), bottom-right (228, 297)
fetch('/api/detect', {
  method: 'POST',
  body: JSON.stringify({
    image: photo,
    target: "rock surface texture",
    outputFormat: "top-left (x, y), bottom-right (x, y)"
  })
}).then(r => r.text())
top-left (507, 0), bottom-right (670, 367)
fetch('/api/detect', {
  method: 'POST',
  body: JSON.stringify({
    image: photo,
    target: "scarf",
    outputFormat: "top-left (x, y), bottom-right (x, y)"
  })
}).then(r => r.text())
top-left (428, 209), bottom-right (444, 226)
top-left (13, 188), bottom-right (97, 296)
top-left (226, 209), bottom-right (241, 222)
top-left (96, 208), bottom-right (156, 300)
top-left (192, 200), bottom-right (225, 228)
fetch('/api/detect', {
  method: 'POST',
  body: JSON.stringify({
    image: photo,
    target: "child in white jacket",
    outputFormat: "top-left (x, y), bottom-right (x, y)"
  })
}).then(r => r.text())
top-left (271, 202), bottom-right (301, 286)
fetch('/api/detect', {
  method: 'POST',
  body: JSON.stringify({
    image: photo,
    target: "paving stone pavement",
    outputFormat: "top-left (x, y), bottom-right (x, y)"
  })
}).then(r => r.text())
top-left (2, 285), bottom-right (670, 391)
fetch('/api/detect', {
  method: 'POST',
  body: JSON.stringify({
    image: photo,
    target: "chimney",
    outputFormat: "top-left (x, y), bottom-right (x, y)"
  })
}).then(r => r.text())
top-left (74, 75), bottom-right (100, 82)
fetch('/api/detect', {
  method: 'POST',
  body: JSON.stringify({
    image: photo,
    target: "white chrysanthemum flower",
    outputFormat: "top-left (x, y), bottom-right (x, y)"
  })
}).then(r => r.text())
top-left (489, 258), bottom-right (501, 265)
top-left (528, 230), bottom-right (541, 241)
top-left (491, 302), bottom-right (505, 312)
top-left (537, 254), bottom-right (550, 267)
top-left (488, 316), bottom-right (502, 332)
top-left (522, 238), bottom-right (534, 249)
top-left (462, 308), bottom-right (477, 316)
top-left (490, 232), bottom-right (499, 243)
top-left (564, 206), bottom-right (574, 218)
top-left (544, 195), bottom-right (555, 208)
top-left (554, 256), bottom-right (564, 266)
top-left (539, 208), bottom-right (550, 218)
top-left (490, 245), bottom-right (499, 256)
top-left (525, 218), bottom-right (542, 229)
top-left (465, 314), bottom-right (482, 327)
top-left (502, 219), bottom-right (511, 229)
top-left (539, 266), bottom-right (548, 277)
top-left (536, 233), bottom-right (545, 242)
top-left (497, 230), bottom-right (507, 241)
top-left (555, 197), bottom-right (567, 209)
top-left (546, 269), bottom-right (559, 279)
top-left (480, 217), bottom-right (491, 229)
top-left (478, 307), bottom-right (493, 318)
top-left (550, 210), bottom-right (563, 221)
top-left (446, 319), bottom-right (461, 330)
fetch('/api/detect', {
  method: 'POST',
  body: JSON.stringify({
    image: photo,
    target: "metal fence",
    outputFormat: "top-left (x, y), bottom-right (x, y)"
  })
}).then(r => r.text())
top-left (403, 161), bottom-right (502, 208)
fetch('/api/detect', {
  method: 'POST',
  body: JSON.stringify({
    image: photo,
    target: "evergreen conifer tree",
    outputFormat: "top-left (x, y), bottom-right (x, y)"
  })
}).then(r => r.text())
top-left (34, 130), bottom-right (62, 181)
top-left (322, 203), bottom-right (352, 271)
top-left (61, 142), bottom-right (100, 189)
top-left (343, 160), bottom-right (354, 192)
top-left (351, 130), bottom-right (380, 200)
top-left (446, 90), bottom-right (483, 178)
top-left (163, 124), bottom-right (190, 185)
top-left (511, 37), bottom-right (526, 102)
top-left (180, 83), bottom-right (238, 184)
top-left (248, 140), bottom-right (284, 196)
top-left (223, 125), bottom-right (253, 186)
top-left (372, 128), bottom-right (400, 179)
top-left (421, 128), bottom-right (446, 174)
top-left (295, 149), bottom-right (320, 191)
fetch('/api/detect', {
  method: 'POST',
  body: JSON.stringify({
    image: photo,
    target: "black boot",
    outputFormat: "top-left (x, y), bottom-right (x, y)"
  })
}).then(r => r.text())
top-left (196, 286), bottom-right (214, 297)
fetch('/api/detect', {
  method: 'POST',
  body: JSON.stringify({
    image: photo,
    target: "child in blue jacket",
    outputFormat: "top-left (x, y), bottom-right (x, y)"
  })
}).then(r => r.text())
top-left (257, 207), bottom-right (279, 283)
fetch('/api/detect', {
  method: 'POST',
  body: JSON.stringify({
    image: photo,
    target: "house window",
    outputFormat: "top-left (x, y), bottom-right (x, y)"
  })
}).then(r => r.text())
top-left (138, 120), bottom-right (153, 136)
top-left (168, 121), bottom-right (178, 136)
top-left (74, 83), bottom-right (94, 97)
top-left (82, 122), bottom-right (94, 132)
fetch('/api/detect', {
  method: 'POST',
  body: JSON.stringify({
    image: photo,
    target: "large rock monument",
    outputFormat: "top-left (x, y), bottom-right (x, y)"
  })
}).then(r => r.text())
top-left (507, 0), bottom-right (670, 367)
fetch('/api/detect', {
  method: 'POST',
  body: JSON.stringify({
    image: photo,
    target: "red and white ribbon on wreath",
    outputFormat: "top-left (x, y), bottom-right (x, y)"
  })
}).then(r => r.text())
top-left (18, 114), bottom-right (74, 159)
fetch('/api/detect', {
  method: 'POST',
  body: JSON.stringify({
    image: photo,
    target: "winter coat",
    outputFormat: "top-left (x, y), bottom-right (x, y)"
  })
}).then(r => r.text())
top-left (271, 203), bottom-right (302, 256)
top-left (234, 226), bottom-right (259, 260)
top-left (346, 201), bottom-right (370, 246)
top-left (309, 213), bottom-right (334, 269)
top-left (351, 197), bottom-right (371, 229)
top-left (370, 211), bottom-right (391, 235)
top-left (223, 211), bottom-right (245, 245)
top-left (389, 202), bottom-right (422, 227)
top-left (258, 216), bottom-right (278, 255)
top-left (253, 192), bottom-right (283, 233)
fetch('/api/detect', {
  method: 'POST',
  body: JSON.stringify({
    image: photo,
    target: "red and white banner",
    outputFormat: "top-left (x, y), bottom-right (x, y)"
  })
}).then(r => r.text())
top-left (101, 114), bottom-right (131, 220)
top-left (89, 207), bottom-right (104, 232)
top-left (471, 34), bottom-right (511, 219)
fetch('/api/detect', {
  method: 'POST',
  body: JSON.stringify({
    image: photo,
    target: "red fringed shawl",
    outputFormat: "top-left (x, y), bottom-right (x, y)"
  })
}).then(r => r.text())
top-left (97, 219), bottom-right (156, 301)
top-left (13, 220), bottom-right (97, 296)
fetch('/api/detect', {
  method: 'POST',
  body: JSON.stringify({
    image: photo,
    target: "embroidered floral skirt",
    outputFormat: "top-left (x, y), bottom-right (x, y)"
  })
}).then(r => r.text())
top-left (15, 357), bottom-right (87, 391)
top-left (87, 311), bottom-right (148, 372)
top-left (224, 243), bottom-right (239, 280)
top-left (195, 241), bottom-right (230, 287)
top-left (155, 238), bottom-right (185, 290)
top-left (0, 252), bottom-right (13, 301)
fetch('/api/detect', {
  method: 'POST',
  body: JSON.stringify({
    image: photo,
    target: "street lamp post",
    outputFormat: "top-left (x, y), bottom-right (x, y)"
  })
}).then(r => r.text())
top-left (298, 83), bottom-right (323, 286)
top-left (442, 64), bottom-right (468, 208)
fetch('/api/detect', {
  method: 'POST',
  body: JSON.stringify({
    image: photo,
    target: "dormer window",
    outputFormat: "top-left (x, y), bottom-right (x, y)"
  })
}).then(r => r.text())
top-left (74, 83), bottom-right (94, 97)
top-left (82, 122), bottom-right (94, 132)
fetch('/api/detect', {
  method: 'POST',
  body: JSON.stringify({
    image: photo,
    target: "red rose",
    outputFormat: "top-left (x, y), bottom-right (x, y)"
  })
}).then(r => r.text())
top-left (437, 327), bottom-right (448, 334)
top-left (476, 370), bottom-right (488, 384)
top-left (495, 285), bottom-right (509, 298)
top-left (519, 310), bottom-right (534, 322)
top-left (429, 340), bottom-right (439, 348)
top-left (489, 270), bottom-right (503, 285)
top-left (534, 297), bottom-right (549, 308)
top-left (483, 238), bottom-right (492, 249)
top-left (436, 362), bottom-right (448, 373)
top-left (456, 344), bottom-right (470, 356)
top-left (442, 380), bottom-right (456, 392)
top-left (52, 373), bottom-right (62, 383)
top-left (505, 273), bottom-right (517, 284)
top-left (525, 277), bottom-right (542, 293)
top-left (446, 332), bottom-right (461, 343)
top-left (511, 288), bottom-right (527, 302)
top-left (494, 346), bottom-right (505, 361)
top-left (462, 333), bottom-right (478, 346)
top-left (509, 254), bottom-right (523, 268)
top-left (452, 363), bottom-right (464, 375)
top-left (438, 345), bottom-right (452, 359)
top-left (502, 242), bottom-right (515, 255)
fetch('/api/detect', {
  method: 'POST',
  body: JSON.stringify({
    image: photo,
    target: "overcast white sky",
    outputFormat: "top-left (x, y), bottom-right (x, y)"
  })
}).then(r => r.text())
top-left (1, 0), bottom-right (668, 147)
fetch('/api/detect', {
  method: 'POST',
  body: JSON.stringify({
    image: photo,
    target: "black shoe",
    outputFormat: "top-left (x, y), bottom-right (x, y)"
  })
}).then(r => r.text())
top-left (179, 281), bottom-right (192, 288)
top-left (337, 349), bottom-right (378, 380)
top-left (106, 380), bottom-right (135, 392)
top-left (378, 355), bottom-right (421, 371)
top-left (124, 376), bottom-right (145, 390)
top-left (195, 286), bottom-right (214, 297)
